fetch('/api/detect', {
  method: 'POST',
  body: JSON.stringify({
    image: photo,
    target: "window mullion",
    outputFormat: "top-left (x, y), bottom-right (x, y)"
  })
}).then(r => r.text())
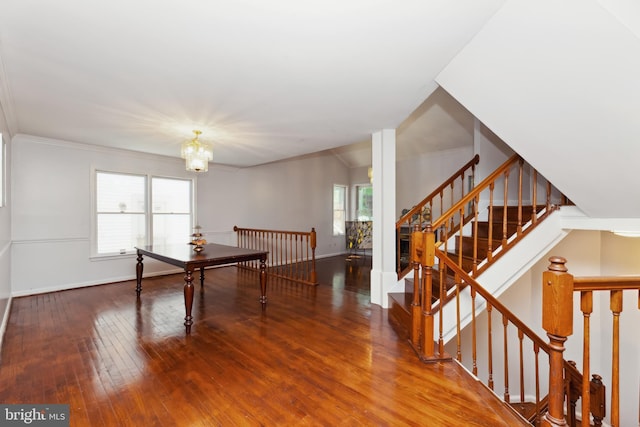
top-left (146, 175), bottom-right (152, 246)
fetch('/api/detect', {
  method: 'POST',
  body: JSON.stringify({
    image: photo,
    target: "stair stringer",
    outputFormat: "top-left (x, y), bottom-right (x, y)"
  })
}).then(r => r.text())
top-left (436, 209), bottom-right (570, 345)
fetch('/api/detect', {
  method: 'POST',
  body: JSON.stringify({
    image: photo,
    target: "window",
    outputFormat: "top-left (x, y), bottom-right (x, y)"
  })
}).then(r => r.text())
top-left (355, 184), bottom-right (372, 221)
top-left (152, 177), bottom-right (192, 247)
top-left (95, 171), bottom-right (193, 255)
top-left (333, 184), bottom-right (346, 236)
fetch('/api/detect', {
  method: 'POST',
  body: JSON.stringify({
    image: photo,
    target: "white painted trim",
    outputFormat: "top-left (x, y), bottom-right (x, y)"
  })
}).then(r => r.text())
top-left (11, 237), bottom-right (88, 245)
top-left (10, 252), bottom-right (348, 299)
top-left (10, 267), bottom-right (183, 298)
top-left (0, 240), bottom-right (11, 363)
top-left (0, 296), bottom-right (11, 364)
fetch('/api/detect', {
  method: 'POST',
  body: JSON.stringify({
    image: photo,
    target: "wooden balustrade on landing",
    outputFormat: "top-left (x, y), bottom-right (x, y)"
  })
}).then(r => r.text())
top-left (542, 257), bottom-right (640, 427)
top-left (233, 226), bottom-right (318, 286)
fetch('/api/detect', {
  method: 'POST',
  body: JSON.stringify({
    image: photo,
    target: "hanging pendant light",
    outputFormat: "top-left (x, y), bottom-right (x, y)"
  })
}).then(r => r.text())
top-left (181, 130), bottom-right (213, 172)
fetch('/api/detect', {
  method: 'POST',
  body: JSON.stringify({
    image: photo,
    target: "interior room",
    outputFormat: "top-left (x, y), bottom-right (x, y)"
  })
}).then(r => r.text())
top-left (0, 1), bottom-right (638, 426)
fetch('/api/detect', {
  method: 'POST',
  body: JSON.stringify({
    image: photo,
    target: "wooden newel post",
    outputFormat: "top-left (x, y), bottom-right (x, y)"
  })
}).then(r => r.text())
top-left (420, 223), bottom-right (436, 360)
top-left (542, 256), bottom-right (574, 427)
top-left (310, 228), bottom-right (318, 284)
top-left (410, 225), bottom-right (422, 350)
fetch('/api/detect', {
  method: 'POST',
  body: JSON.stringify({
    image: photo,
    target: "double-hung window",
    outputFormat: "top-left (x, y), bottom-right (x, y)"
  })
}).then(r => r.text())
top-left (333, 184), bottom-right (347, 236)
top-left (151, 177), bottom-right (192, 247)
top-left (355, 184), bottom-right (372, 221)
top-left (95, 171), bottom-right (193, 256)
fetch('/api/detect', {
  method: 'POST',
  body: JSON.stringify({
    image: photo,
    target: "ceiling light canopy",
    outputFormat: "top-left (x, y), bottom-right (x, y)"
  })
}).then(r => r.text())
top-left (181, 130), bottom-right (213, 172)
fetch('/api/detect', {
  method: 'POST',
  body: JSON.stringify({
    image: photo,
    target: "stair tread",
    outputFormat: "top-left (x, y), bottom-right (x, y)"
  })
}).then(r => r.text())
top-left (392, 204), bottom-right (537, 318)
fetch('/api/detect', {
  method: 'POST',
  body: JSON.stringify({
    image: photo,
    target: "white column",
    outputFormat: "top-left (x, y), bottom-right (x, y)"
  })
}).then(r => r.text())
top-left (370, 129), bottom-right (397, 308)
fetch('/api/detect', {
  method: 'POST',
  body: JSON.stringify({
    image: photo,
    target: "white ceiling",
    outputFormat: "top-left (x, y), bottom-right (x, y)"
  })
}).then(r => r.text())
top-left (0, 0), bottom-right (502, 168)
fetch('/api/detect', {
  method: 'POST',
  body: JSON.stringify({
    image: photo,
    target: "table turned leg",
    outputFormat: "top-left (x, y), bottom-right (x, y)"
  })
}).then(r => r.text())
top-left (199, 267), bottom-right (205, 288)
top-left (136, 252), bottom-right (144, 296)
top-left (184, 269), bottom-right (195, 334)
top-left (259, 256), bottom-right (267, 306)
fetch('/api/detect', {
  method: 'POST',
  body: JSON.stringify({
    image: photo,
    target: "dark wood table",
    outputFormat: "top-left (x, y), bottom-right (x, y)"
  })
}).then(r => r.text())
top-left (135, 243), bottom-right (268, 333)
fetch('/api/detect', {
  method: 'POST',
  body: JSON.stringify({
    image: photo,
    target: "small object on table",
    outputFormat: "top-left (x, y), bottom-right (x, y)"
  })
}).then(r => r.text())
top-left (190, 225), bottom-right (207, 252)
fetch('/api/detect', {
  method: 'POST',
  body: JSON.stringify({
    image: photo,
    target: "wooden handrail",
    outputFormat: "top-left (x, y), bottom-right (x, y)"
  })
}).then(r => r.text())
top-left (408, 154), bottom-right (566, 350)
top-left (233, 226), bottom-right (318, 285)
top-left (397, 154), bottom-right (480, 227)
top-left (432, 154), bottom-right (520, 231)
top-left (403, 155), bottom-right (582, 423)
top-left (436, 247), bottom-right (550, 352)
top-left (431, 154), bottom-right (564, 280)
top-left (572, 276), bottom-right (640, 291)
top-left (396, 155), bottom-right (479, 276)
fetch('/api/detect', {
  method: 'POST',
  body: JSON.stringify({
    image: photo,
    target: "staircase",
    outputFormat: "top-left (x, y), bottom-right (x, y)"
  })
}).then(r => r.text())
top-left (389, 204), bottom-right (545, 340)
top-left (388, 155), bottom-right (580, 425)
top-left (388, 155), bottom-right (640, 425)
top-left (389, 153), bottom-right (567, 343)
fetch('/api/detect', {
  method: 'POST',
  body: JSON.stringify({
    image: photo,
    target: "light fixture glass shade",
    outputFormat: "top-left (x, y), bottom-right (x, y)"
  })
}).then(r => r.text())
top-left (611, 230), bottom-right (640, 238)
top-left (181, 130), bottom-right (213, 172)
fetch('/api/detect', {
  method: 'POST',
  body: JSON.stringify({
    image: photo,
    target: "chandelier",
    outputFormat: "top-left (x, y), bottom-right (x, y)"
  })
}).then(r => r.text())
top-left (181, 130), bottom-right (213, 172)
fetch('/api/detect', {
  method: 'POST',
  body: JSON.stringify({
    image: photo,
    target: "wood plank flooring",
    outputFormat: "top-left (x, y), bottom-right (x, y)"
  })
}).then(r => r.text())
top-left (0, 256), bottom-right (527, 426)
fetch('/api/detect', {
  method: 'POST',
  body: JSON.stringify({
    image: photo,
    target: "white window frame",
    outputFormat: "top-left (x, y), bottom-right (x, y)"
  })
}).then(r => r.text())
top-left (333, 184), bottom-right (347, 236)
top-left (91, 169), bottom-right (195, 258)
top-left (354, 183), bottom-right (372, 221)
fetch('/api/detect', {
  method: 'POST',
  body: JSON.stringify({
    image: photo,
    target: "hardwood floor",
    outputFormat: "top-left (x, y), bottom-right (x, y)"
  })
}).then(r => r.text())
top-left (0, 255), bottom-right (527, 426)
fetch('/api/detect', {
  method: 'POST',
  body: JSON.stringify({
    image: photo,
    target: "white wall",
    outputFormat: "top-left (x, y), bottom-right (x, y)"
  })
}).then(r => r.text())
top-left (0, 110), bottom-right (11, 350)
top-left (473, 119), bottom-right (513, 183)
top-left (197, 152), bottom-right (350, 256)
top-left (597, 231), bottom-right (640, 426)
top-left (10, 135), bottom-right (350, 295)
top-left (10, 135), bottom-right (196, 295)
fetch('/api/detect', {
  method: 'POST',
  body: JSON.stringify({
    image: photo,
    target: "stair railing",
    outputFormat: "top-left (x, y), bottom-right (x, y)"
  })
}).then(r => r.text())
top-left (542, 257), bottom-right (640, 427)
top-left (407, 154), bottom-right (566, 358)
top-left (396, 154), bottom-right (479, 277)
top-left (410, 237), bottom-right (600, 426)
top-left (433, 154), bottom-right (566, 280)
top-left (233, 226), bottom-right (318, 285)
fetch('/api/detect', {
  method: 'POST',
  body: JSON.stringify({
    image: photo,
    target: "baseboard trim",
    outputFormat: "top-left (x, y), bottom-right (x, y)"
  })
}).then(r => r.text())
top-left (0, 296), bottom-right (12, 365)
